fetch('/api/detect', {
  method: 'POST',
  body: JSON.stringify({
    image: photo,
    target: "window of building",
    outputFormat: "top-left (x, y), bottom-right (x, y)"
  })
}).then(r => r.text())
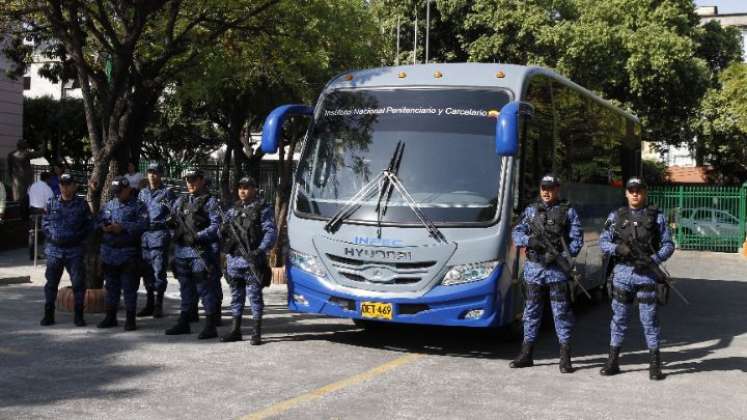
top-left (23, 77), bottom-right (31, 90)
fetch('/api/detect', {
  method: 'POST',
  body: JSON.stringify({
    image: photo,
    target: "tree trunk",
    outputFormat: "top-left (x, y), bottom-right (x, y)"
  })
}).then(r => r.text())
top-left (220, 143), bottom-right (234, 204)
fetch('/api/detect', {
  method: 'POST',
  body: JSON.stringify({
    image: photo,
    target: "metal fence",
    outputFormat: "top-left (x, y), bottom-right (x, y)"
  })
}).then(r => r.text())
top-left (648, 185), bottom-right (747, 252)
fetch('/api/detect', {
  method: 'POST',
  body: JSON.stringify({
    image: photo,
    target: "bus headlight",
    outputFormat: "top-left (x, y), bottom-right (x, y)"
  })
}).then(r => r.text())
top-left (289, 249), bottom-right (327, 278)
top-left (442, 260), bottom-right (500, 286)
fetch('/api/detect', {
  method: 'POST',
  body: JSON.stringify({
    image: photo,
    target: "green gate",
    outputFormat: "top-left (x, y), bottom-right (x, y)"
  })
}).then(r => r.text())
top-left (648, 185), bottom-right (747, 252)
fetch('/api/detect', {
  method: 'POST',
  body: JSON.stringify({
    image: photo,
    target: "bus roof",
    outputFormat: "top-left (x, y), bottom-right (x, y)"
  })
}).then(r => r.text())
top-left (326, 63), bottom-right (638, 123)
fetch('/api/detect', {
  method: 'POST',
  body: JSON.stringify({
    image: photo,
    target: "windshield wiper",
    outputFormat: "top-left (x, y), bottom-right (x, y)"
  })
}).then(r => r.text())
top-left (325, 141), bottom-right (447, 244)
top-left (374, 141), bottom-right (404, 238)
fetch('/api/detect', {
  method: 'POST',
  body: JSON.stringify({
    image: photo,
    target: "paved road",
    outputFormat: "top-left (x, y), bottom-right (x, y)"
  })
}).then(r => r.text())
top-left (0, 249), bottom-right (745, 419)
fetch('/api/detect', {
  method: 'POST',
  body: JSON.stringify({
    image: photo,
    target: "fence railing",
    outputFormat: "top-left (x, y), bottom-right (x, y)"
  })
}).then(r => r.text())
top-left (648, 185), bottom-right (747, 252)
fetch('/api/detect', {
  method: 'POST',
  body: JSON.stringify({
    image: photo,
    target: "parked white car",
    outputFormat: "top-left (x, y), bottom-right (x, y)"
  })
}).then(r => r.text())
top-left (677, 207), bottom-right (740, 237)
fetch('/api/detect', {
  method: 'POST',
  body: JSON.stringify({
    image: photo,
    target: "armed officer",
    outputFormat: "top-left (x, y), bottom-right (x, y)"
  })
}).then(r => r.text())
top-left (599, 177), bottom-right (674, 381)
top-left (165, 168), bottom-right (223, 339)
top-left (137, 163), bottom-right (177, 319)
top-left (40, 174), bottom-right (94, 327)
top-left (510, 174), bottom-right (583, 373)
top-left (97, 177), bottom-right (149, 331)
top-left (220, 177), bottom-right (277, 345)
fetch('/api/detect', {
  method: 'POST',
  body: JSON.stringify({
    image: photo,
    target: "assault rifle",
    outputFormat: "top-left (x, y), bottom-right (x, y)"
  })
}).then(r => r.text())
top-left (215, 204), bottom-right (263, 282)
top-left (617, 227), bottom-right (690, 305)
top-left (527, 218), bottom-right (591, 300)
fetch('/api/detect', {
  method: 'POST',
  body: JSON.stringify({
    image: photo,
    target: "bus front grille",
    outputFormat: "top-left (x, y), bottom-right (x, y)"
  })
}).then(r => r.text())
top-left (326, 253), bottom-right (436, 286)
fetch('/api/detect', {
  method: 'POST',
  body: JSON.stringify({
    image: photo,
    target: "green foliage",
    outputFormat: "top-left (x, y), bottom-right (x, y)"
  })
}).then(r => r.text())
top-left (692, 63), bottom-right (747, 181)
top-left (23, 96), bottom-right (89, 165)
top-left (142, 92), bottom-right (222, 166)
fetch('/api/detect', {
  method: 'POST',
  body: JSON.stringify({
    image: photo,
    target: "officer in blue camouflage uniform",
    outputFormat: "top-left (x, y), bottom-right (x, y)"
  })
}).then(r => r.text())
top-left (510, 174), bottom-right (583, 373)
top-left (164, 168), bottom-right (223, 339)
top-left (97, 177), bottom-right (149, 331)
top-left (137, 163), bottom-right (176, 319)
top-left (599, 177), bottom-right (674, 380)
top-left (220, 177), bottom-right (277, 344)
top-left (40, 174), bottom-right (94, 327)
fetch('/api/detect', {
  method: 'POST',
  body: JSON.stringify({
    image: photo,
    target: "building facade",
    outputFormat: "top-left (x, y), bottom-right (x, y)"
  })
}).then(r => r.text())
top-left (0, 36), bottom-right (24, 182)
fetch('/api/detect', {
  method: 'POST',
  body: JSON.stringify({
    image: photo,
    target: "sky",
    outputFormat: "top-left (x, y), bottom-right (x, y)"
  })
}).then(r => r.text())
top-left (694, 0), bottom-right (746, 14)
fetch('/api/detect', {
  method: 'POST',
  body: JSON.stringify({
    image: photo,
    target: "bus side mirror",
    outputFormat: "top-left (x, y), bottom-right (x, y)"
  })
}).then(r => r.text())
top-left (261, 104), bottom-right (314, 153)
top-left (495, 101), bottom-right (533, 157)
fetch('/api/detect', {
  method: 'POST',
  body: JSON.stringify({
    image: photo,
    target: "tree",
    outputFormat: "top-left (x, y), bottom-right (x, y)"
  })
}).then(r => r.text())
top-left (141, 92), bottom-right (222, 171)
top-left (692, 63), bottom-right (747, 183)
top-left (23, 96), bottom-right (89, 165)
top-left (170, 0), bottom-right (380, 263)
top-left (2, 1), bottom-right (280, 288)
top-left (1, 0), bottom-right (280, 211)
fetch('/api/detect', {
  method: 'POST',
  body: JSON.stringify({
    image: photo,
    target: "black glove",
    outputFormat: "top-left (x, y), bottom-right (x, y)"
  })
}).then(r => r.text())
top-left (615, 243), bottom-right (632, 257)
top-left (527, 236), bottom-right (543, 250)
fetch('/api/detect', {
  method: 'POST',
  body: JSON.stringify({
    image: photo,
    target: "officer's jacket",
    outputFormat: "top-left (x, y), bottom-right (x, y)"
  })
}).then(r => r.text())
top-left (512, 200), bottom-right (584, 259)
top-left (98, 196), bottom-right (148, 265)
top-left (223, 198), bottom-right (277, 270)
top-left (600, 206), bottom-right (674, 265)
top-left (171, 190), bottom-right (221, 259)
top-left (138, 184), bottom-right (177, 249)
top-left (42, 195), bottom-right (94, 258)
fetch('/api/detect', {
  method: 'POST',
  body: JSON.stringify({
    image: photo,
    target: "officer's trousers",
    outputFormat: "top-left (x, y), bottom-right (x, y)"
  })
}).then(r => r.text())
top-left (103, 258), bottom-right (140, 312)
top-left (141, 247), bottom-right (168, 293)
top-left (609, 266), bottom-right (660, 350)
top-left (226, 265), bottom-right (264, 319)
top-left (44, 254), bottom-right (85, 306)
top-left (174, 257), bottom-right (220, 315)
top-left (523, 278), bottom-right (574, 345)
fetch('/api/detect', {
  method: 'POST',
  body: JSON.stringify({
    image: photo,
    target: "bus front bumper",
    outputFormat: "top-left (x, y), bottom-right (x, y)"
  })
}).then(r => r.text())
top-left (286, 265), bottom-right (508, 328)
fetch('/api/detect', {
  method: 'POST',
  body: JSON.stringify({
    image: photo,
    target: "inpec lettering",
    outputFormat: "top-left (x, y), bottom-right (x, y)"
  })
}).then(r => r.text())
top-left (352, 236), bottom-right (404, 247)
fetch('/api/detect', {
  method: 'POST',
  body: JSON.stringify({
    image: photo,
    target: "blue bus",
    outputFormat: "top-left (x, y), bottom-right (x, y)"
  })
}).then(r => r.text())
top-left (261, 63), bottom-right (641, 330)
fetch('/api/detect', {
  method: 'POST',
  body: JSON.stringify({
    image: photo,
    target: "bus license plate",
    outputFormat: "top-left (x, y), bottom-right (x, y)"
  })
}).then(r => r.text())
top-left (360, 302), bottom-right (393, 320)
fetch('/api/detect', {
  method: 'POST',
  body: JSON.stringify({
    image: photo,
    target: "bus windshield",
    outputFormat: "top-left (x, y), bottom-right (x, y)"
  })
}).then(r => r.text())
top-left (295, 87), bottom-right (512, 225)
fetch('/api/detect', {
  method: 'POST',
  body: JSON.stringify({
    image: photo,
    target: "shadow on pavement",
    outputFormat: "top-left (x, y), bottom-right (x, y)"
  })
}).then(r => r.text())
top-left (1, 275), bottom-right (745, 409)
top-left (266, 277), bottom-right (747, 375)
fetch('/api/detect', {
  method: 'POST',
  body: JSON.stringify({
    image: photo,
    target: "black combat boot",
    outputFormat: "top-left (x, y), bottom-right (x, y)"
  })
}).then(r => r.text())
top-left (124, 310), bottom-right (137, 331)
top-left (74, 304), bottom-right (86, 327)
top-left (137, 291), bottom-right (155, 317)
top-left (509, 342), bottom-right (534, 368)
top-left (215, 311), bottom-right (223, 327)
top-left (165, 312), bottom-right (191, 335)
top-left (97, 305), bottom-right (118, 328)
top-left (197, 314), bottom-right (218, 339)
top-left (600, 346), bottom-right (621, 376)
top-left (221, 317), bottom-right (243, 342)
top-left (559, 344), bottom-right (574, 373)
top-left (250, 318), bottom-right (262, 346)
top-left (649, 349), bottom-right (665, 381)
top-left (188, 302), bottom-right (199, 323)
top-left (153, 291), bottom-right (164, 319)
top-left (40, 303), bottom-right (55, 326)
